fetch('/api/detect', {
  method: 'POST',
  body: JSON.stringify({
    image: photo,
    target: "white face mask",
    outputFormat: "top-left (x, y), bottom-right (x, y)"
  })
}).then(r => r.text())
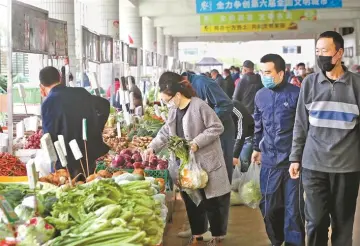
top-left (298, 70), bottom-right (306, 76)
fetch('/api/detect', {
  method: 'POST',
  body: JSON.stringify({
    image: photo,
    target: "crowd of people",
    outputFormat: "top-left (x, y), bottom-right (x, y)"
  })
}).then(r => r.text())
top-left (37, 30), bottom-right (360, 246)
top-left (144, 30), bottom-right (360, 246)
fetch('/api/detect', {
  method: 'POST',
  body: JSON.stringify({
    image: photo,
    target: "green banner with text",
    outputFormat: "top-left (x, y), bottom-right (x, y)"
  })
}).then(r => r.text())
top-left (200, 10), bottom-right (317, 25)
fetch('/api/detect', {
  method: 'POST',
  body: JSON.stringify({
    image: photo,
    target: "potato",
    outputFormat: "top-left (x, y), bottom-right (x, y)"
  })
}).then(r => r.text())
top-left (97, 170), bottom-right (112, 178)
top-left (86, 174), bottom-right (97, 183)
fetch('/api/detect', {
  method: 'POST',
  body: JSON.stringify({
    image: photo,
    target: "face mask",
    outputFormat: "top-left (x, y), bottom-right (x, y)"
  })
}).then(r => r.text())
top-left (298, 70), bottom-right (306, 76)
top-left (294, 70), bottom-right (299, 76)
top-left (166, 100), bottom-right (176, 108)
top-left (261, 75), bottom-right (276, 89)
top-left (317, 51), bottom-right (339, 72)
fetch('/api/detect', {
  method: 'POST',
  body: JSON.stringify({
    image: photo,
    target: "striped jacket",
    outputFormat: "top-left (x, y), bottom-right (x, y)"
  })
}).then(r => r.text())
top-left (290, 69), bottom-right (360, 172)
top-left (232, 100), bottom-right (254, 158)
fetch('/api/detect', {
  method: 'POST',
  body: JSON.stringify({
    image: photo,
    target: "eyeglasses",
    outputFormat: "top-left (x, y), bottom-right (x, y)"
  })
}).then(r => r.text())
top-left (162, 95), bottom-right (174, 104)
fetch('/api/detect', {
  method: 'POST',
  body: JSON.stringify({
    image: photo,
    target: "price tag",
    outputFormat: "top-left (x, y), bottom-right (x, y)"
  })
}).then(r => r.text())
top-left (17, 84), bottom-right (26, 99)
top-left (54, 141), bottom-right (68, 167)
top-left (154, 104), bottom-right (161, 117)
top-left (129, 92), bottom-right (135, 110)
top-left (69, 139), bottom-right (83, 160)
top-left (26, 159), bottom-right (37, 189)
top-left (40, 133), bottom-right (58, 163)
top-left (117, 122), bottom-right (121, 138)
top-left (16, 121), bottom-right (25, 139)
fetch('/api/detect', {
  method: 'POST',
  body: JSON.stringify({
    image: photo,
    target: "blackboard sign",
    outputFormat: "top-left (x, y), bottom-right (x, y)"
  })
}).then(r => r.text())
top-left (48, 18), bottom-right (67, 56)
top-left (114, 40), bottom-right (123, 62)
top-left (128, 47), bottom-right (137, 66)
top-left (123, 43), bottom-right (129, 64)
top-left (82, 27), bottom-right (100, 62)
top-left (145, 51), bottom-right (153, 66)
top-left (12, 0), bottom-right (48, 54)
top-left (100, 35), bottom-right (113, 63)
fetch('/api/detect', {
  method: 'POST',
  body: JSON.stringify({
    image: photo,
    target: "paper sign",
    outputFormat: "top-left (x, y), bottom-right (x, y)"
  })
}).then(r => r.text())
top-left (16, 121), bottom-right (25, 139)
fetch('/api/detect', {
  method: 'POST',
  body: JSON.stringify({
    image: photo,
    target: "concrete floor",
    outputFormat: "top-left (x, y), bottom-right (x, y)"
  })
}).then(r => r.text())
top-left (163, 192), bottom-right (360, 246)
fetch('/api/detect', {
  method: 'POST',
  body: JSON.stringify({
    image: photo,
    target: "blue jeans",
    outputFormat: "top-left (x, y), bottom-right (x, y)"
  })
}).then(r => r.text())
top-left (239, 136), bottom-right (253, 172)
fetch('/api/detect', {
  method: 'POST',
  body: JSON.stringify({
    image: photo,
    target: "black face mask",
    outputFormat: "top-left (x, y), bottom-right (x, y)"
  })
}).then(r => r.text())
top-left (317, 51), bottom-right (339, 72)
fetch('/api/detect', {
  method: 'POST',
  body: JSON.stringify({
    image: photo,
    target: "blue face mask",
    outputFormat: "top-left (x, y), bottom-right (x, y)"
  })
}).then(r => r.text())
top-left (261, 75), bottom-right (276, 89)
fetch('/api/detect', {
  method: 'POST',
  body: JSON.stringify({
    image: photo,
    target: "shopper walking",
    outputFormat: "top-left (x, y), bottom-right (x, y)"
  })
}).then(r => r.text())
top-left (289, 31), bottom-right (360, 246)
top-left (252, 54), bottom-right (305, 246)
top-left (145, 73), bottom-right (231, 246)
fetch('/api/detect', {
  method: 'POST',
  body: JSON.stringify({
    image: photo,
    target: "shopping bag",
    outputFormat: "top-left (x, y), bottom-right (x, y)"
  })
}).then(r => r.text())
top-left (231, 165), bottom-right (243, 191)
top-left (167, 153), bottom-right (180, 185)
top-left (238, 163), bottom-right (261, 209)
top-left (179, 152), bottom-right (208, 190)
top-left (184, 189), bottom-right (203, 207)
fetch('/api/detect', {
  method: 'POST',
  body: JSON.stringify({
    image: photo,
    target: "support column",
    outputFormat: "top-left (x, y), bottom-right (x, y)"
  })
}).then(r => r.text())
top-left (165, 35), bottom-right (173, 57)
top-left (119, 0), bottom-right (142, 79)
top-left (22, 0), bottom-right (76, 76)
top-left (156, 27), bottom-right (165, 55)
top-left (119, 0), bottom-right (142, 48)
top-left (142, 17), bottom-right (156, 52)
top-left (173, 38), bottom-right (179, 59)
top-left (354, 19), bottom-right (360, 65)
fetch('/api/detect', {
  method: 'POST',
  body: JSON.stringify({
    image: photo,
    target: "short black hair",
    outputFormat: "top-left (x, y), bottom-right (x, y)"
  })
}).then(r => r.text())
top-left (260, 54), bottom-right (286, 73)
top-left (318, 31), bottom-right (344, 50)
top-left (234, 67), bottom-right (240, 73)
top-left (224, 69), bottom-right (231, 75)
top-left (39, 66), bottom-right (61, 86)
top-left (211, 69), bottom-right (219, 74)
top-left (115, 78), bottom-right (120, 82)
top-left (230, 66), bottom-right (235, 70)
top-left (297, 62), bottom-right (306, 68)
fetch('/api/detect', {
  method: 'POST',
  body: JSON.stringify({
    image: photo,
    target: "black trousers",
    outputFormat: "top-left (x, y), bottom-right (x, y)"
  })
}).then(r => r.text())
top-left (181, 190), bottom-right (231, 237)
top-left (302, 168), bottom-right (360, 246)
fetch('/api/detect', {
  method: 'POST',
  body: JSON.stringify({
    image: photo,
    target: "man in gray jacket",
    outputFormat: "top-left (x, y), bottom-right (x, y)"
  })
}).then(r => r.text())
top-left (289, 31), bottom-right (360, 246)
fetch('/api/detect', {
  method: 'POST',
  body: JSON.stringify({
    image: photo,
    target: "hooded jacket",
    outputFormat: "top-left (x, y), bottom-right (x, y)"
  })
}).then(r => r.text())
top-left (233, 72), bottom-right (263, 114)
top-left (187, 73), bottom-right (233, 121)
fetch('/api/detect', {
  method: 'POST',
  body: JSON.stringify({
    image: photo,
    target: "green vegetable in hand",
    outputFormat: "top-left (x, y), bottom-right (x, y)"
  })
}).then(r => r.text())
top-left (168, 136), bottom-right (190, 167)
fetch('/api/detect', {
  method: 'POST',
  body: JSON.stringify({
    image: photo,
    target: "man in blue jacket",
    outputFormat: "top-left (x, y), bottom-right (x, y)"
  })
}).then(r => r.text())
top-left (40, 66), bottom-right (109, 177)
top-left (251, 54), bottom-right (305, 246)
top-left (181, 72), bottom-right (235, 183)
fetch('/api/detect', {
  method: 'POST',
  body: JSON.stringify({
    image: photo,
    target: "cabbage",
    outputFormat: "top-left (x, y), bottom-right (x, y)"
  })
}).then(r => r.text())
top-left (14, 204), bottom-right (34, 221)
top-left (240, 180), bottom-right (261, 209)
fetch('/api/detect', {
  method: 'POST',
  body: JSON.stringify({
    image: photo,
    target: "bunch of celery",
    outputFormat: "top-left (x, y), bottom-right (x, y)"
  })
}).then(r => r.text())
top-left (45, 179), bottom-right (164, 246)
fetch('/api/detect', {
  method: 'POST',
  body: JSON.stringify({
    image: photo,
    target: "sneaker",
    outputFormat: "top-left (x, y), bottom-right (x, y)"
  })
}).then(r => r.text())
top-left (178, 229), bottom-right (192, 238)
top-left (178, 230), bottom-right (212, 241)
top-left (207, 238), bottom-right (221, 246)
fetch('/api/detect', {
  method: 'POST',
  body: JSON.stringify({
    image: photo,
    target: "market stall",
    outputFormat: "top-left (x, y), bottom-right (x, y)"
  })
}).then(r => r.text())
top-left (195, 56), bottom-right (223, 73)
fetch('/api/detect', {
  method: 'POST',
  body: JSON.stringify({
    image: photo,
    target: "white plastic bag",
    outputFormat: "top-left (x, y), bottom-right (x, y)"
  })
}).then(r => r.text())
top-left (179, 152), bottom-right (208, 190)
top-left (231, 165), bottom-right (243, 191)
top-left (238, 163), bottom-right (261, 209)
top-left (184, 189), bottom-right (203, 207)
top-left (167, 153), bottom-right (179, 184)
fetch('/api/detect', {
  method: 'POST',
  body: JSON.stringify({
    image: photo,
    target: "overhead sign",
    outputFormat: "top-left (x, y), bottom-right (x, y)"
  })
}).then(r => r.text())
top-left (200, 22), bottom-right (298, 33)
top-left (200, 9), bottom-right (316, 25)
top-left (196, 0), bottom-right (342, 13)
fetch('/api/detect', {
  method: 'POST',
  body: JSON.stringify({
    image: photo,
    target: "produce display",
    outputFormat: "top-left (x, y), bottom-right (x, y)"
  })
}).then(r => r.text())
top-left (109, 148), bottom-right (168, 171)
top-left (38, 169), bottom-right (84, 187)
top-left (129, 136), bottom-right (153, 149)
top-left (102, 127), bottom-right (129, 152)
top-left (24, 130), bottom-right (42, 149)
top-left (0, 177), bottom-right (167, 246)
top-left (0, 153), bottom-right (27, 176)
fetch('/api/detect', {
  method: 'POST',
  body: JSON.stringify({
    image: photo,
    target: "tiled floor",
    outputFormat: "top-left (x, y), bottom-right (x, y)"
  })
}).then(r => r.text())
top-left (163, 192), bottom-right (360, 246)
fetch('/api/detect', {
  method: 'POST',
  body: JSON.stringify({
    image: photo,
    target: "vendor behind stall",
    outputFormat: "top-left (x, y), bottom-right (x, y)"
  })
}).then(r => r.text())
top-left (39, 66), bottom-right (109, 177)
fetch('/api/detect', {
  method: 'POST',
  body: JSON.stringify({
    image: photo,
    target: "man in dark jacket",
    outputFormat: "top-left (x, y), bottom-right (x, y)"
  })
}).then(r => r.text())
top-left (211, 69), bottom-right (234, 98)
top-left (251, 54), bottom-right (304, 246)
top-left (210, 69), bottom-right (223, 84)
top-left (233, 60), bottom-right (263, 114)
top-left (232, 100), bottom-right (254, 171)
top-left (40, 66), bottom-right (109, 177)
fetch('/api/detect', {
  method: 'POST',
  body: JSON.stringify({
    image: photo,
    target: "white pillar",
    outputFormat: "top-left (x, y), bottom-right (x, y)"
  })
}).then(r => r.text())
top-left (95, 0), bottom-right (119, 38)
top-left (165, 35), bottom-right (173, 57)
top-left (173, 38), bottom-right (179, 59)
top-left (22, 0), bottom-right (76, 75)
top-left (119, 0), bottom-right (142, 79)
top-left (119, 0), bottom-right (142, 48)
top-left (142, 17), bottom-right (156, 52)
top-left (354, 19), bottom-right (360, 65)
top-left (156, 27), bottom-right (165, 55)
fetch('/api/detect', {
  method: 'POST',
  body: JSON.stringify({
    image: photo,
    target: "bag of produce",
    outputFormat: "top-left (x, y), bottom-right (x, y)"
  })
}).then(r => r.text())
top-left (231, 165), bottom-right (243, 191)
top-left (167, 153), bottom-right (179, 185)
top-left (179, 153), bottom-right (208, 190)
top-left (238, 163), bottom-right (261, 209)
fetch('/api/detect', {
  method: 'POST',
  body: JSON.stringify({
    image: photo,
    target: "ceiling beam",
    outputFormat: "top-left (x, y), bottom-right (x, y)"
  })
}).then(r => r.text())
top-left (153, 9), bottom-right (360, 28)
top-left (163, 20), bottom-right (354, 37)
top-left (139, 0), bottom-right (360, 17)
